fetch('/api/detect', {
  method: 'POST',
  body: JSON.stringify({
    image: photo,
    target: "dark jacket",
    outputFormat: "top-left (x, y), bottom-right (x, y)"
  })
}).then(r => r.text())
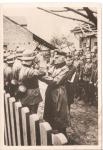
top-left (42, 64), bottom-right (70, 130)
top-left (17, 66), bottom-right (45, 106)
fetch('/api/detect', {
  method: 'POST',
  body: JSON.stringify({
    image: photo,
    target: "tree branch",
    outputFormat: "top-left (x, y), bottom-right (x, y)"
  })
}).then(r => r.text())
top-left (37, 7), bottom-right (94, 26)
top-left (50, 9), bottom-right (69, 12)
top-left (83, 7), bottom-right (97, 25)
top-left (64, 7), bottom-right (89, 19)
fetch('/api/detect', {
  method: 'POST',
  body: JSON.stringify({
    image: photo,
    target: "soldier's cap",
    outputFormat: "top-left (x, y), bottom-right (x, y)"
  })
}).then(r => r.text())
top-left (6, 54), bottom-right (15, 64)
top-left (74, 50), bottom-right (80, 56)
top-left (66, 52), bottom-right (73, 58)
top-left (77, 48), bottom-right (83, 51)
top-left (86, 46), bottom-right (90, 48)
top-left (80, 55), bottom-right (85, 60)
top-left (21, 49), bottom-right (35, 61)
top-left (16, 46), bottom-right (25, 58)
top-left (55, 49), bottom-right (66, 56)
top-left (85, 53), bottom-right (91, 59)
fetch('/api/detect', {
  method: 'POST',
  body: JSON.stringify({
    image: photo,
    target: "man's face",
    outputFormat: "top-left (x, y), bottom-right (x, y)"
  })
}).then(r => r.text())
top-left (86, 58), bottom-right (91, 63)
top-left (74, 55), bottom-right (78, 60)
top-left (22, 60), bottom-right (33, 66)
top-left (54, 54), bottom-right (64, 65)
top-left (66, 57), bottom-right (73, 66)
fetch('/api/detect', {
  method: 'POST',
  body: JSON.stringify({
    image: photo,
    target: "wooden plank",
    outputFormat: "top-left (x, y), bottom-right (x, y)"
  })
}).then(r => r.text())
top-left (4, 121), bottom-right (8, 145)
top-left (47, 130), bottom-right (52, 145)
top-left (5, 93), bottom-right (11, 145)
top-left (14, 102), bottom-right (22, 145)
top-left (12, 102), bottom-right (17, 145)
top-left (52, 133), bottom-right (68, 145)
top-left (9, 97), bottom-right (16, 145)
top-left (7, 95), bottom-right (13, 145)
top-left (21, 107), bottom-right (30, 145)
top-left (35, 120), bottom-right (41, 145)
top-left (39, 122), bottom-right (52, 145)
top-left (29, 114), bottom-right (39, 145)
top-left (18, 107), bottom-right (24, 145)
top-left (26, 112), bottom-right (31, 145)
top-left (4, 92), bottom-right (9, 145)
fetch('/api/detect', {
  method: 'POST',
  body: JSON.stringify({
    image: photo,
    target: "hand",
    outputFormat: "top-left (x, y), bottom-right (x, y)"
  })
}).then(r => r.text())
top-left (89, 81), bottom-right (93, 84)
top-left (79, 77), bottom-right (81, 80)
top-left (42, 76), bottom-right (53, 80)
top-left (94, 83), bottom-right (97, 87)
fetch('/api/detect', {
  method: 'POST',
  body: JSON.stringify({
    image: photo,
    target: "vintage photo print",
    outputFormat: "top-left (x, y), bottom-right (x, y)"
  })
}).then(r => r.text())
top-left (1, 3), bottom-right (102, 150)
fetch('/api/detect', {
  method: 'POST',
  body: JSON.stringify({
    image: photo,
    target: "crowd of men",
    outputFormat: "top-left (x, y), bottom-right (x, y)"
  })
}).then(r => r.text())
top-left (4, 43), bottom-right (98, 141)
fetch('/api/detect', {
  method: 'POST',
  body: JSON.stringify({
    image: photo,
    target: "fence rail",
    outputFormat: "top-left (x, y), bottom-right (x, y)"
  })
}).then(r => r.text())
top-left (4, 92), bottom-right (68, 146)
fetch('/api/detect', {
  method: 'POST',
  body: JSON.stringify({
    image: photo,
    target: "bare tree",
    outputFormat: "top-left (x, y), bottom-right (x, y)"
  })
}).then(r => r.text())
top-left (37, 7), bottom-right (97, 27)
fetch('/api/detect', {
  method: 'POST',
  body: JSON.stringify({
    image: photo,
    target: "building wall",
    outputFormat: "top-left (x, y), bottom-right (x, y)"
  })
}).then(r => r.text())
top-left (91, 36), bottom-right (97, 49)
top-left (3, 17), bottom-right (34, 50)
top-left (71, 30), bottom-right (97, 51)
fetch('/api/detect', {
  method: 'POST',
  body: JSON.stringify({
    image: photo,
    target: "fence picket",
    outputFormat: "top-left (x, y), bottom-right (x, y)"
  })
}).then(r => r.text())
top-left (5, 93), bottom-right (11, 145)
top-left (4, 92), bottom-right (9, 145)
top-left (52, 133), bottom-right (68, 145)
top-left (4, 122), bottom-right (8, 145)
top-left (9, 97), bottom-right (16, 145)
top-left (4, 93), bottom-right (68, 146)
top-left (21, 107), bottom-right (30, 145)
top-left (14, 102), bottom-right (22, 145)
top-left (40, 122), bottom-right (52, 145)
top-left (29, 114), bottom-right (39, 145)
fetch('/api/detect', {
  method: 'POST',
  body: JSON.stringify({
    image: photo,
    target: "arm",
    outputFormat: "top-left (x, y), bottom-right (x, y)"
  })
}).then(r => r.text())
top-left (27, 68), bottom-right (46, 77)
top-left (53, 67), bottom-right (69, 85)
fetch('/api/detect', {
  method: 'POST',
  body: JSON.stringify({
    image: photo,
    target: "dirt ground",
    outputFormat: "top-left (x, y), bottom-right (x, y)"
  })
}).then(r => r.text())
top-left (69, 100), bottom-right (98, 145)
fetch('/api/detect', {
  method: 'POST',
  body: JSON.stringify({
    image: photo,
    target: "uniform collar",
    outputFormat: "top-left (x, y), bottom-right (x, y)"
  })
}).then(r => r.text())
top-left (55, 62), bottom-right (66, 69)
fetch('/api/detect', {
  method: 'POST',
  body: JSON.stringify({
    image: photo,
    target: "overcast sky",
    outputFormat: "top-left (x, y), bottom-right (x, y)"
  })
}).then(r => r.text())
top-left (3, 4), bottom-right (97, 43)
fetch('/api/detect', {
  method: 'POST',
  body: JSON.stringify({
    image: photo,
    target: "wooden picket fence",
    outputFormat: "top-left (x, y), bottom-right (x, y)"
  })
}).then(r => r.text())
top-left (4, 92), bottom-right (68, 146)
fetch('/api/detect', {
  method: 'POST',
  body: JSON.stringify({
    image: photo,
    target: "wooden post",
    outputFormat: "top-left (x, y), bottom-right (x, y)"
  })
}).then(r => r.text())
top-left (4, 120), bottom-right (8, 145)
top-left (39, 122), bottom-right (52, 145)
top-left (4, 92), bottom-right (9, 145)
top-left (52, 133), bottom-right (68, 145)
top-left (9, 97), bottom-right (16, 145)
top-left (12, 101), bottom-right (17, 145)
top-left (14, 102), bottom-right (22, 145)
top-left (21, 107), bottom-right (30, 145)
top-left (29, 114), bottom-right (39, 145)
top-left (4, 93), bottom-right (11, 145)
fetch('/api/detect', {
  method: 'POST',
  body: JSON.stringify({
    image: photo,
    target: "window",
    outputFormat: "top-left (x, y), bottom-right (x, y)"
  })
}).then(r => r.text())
top-left (94, 42), bottom-right (97, 46)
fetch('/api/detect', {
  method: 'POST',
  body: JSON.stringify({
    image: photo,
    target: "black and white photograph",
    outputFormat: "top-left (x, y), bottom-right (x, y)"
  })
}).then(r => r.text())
top-left (2, 3), bottom-right (101, 149)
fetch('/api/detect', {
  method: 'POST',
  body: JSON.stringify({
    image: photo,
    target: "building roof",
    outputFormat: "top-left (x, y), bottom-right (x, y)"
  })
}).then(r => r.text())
top-left (7, 16), bottom-right (27, 26)
top-left (4, 16), bottom-right (56, 50)
top-left (71, 23), bottom-right (97, 36)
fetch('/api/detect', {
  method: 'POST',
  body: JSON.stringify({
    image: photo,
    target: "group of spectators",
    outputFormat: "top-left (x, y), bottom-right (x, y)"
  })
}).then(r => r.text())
top-left (4, 43), bottom-right (98, 142)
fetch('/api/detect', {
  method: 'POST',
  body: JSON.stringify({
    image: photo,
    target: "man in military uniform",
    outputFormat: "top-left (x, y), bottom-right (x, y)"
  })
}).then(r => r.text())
top-left (73, 50), bottom-right (84, 100)
top-left (4, 53), bottom-right (15, 95)
top-left (89, 56), bottom-right (98, 105)
top-left (82, 53), bottom-right (93, 104)
top-left (65, 53), bottom-right (76, 109)
top-left (42, 50), bottom-right (70, 138)
top-left (11, 46), bottom-right (24, 97)
top-left (16, 48), bottom-right (45, 114)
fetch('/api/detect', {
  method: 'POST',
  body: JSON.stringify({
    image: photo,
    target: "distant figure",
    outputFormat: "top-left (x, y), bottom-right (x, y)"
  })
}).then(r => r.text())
top-left (65, 53), bottom-right (76, 110)
top-left (82, 53), bottom-right (93, 104)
